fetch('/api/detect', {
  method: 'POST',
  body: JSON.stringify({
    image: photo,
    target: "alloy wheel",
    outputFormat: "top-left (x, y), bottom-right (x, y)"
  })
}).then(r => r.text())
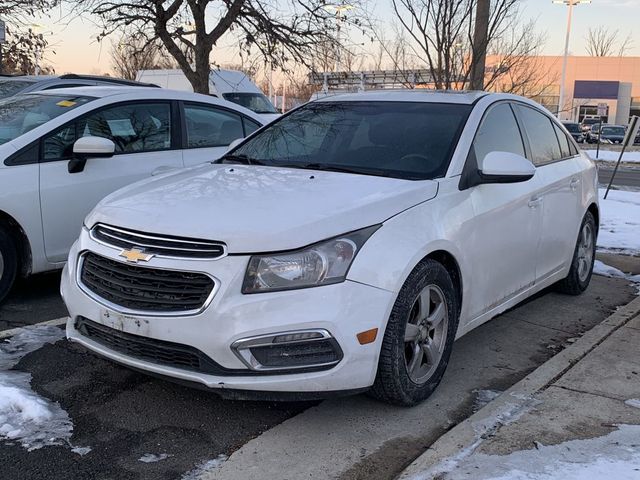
top-left (577, 222), bottom-right (594, 283)
top-left (403, 284), bottom-right (449, 384)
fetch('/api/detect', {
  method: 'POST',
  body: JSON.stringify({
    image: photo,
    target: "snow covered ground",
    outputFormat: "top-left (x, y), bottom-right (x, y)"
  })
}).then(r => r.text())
top-left (0, 326), bottom-right (73, 451)
top-left (597, 188), bottom-right (640, 254)
top-left (586, 149), bottom-right (640, 163)
top-left (436, 424), bottom-right (640, 480)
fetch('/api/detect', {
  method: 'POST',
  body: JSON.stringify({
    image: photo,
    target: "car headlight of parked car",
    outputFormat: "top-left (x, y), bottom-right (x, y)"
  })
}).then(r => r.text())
top-left (242, 225), bottom-right (380, 293)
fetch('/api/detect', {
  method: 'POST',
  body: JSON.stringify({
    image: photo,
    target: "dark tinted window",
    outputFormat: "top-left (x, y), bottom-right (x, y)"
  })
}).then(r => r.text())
top-left (44, 124), bottom-right (76, 161)
top-left (473, 103), bottom-right (525, 165)
top-left (222, 92), bottom-right (277, 114)
top-left (243, 118), bottom-right (261, 136)
top-left (232, 102), bottom-right (472, 180)
top-left (562, 122), bottom-right (581, 134)
top-left (553, 123), bottom-right (571, 158)
top-left (184, 104), bottom-right (244, 148)
top-left (0, 79), bottom-right (35, 99)
top-left (516, 105), bottom-right (561, 165)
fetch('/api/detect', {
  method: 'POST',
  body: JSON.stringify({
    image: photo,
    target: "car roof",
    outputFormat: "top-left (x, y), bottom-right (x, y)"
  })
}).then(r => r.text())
top-left (312, 89), bottom-right (490, 105)
top-left (22, 86), bottom-right (264, 122)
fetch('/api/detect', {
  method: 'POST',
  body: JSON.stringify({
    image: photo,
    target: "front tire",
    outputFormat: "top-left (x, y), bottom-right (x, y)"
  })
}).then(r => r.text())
top-left (556, 211), bottom-right (596, 295)
top-left (0, 226), bottom-right (18, 304)
top-left (370, 260), bottom-right (459, 406)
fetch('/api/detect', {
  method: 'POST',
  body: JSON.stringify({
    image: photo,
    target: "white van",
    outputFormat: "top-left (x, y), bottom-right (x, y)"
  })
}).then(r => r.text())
top-left (136, 69), bottom-right (280, 122)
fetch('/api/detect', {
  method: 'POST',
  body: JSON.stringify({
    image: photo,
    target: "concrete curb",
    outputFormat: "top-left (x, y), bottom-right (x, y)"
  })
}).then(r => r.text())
top-left (0, 317), bottom-right (69, 339)
top-left (398, 295), bottom-right (640, 480)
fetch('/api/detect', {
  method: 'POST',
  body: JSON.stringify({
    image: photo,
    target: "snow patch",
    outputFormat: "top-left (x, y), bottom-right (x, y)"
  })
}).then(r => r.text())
top-left (410, 393), bottom-right (540, 480)
top-left (586, 149), bottom-right (640, 163)
top-left (72, 446), bottom-right (92, 456)
top-left (181, 454), bottom-right (228, 479)
top-left (139, 453), bottom-right (172, 463)
top-left (0, 325), bottom-right (72, 451)
top-left (434, 424), bottom-right (640, 480)
top-left (624, 399), bottom-right (640, 409)
top-left (472, 389), bottom-right (502, 413)
top-left (597, 188), bottom-right (640, 254)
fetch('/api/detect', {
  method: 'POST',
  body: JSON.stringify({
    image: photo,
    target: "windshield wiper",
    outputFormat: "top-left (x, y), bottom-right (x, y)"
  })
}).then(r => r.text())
top-left (217, 154), bottom-right (268, 166)
top-left (297, 163), bottom-right (394, 177)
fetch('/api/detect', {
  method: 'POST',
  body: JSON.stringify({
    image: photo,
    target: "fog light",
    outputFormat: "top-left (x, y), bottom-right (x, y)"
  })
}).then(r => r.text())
top-left (272, 331), bottom-right (324, 343)
top-left (231, 329), bottom-right (343, 372)
top-left (250, 340), bottom-right (340, 368)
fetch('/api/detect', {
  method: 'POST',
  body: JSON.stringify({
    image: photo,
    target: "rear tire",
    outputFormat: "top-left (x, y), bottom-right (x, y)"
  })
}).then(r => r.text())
top-left (0, 226), bottom-right (18, 304)
top-left (370, 259), bottom-right (459, 406)
top-left (556, 211), bottom-right (596, 295)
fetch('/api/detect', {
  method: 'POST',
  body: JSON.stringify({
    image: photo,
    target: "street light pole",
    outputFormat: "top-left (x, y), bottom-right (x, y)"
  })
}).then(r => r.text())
top-left (324, 4), bottom-right (354, 73)
top-left (554, 0), bottom-right (590, 120)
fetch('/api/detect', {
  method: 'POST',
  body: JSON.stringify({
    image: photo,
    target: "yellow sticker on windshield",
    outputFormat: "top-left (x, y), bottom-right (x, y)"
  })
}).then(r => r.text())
top-left (56, 100), bottom-right (76, 107)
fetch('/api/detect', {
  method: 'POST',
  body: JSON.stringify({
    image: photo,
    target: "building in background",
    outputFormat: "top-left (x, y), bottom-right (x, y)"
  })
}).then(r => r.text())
top-left (487, 55), bottom-right (640, 124)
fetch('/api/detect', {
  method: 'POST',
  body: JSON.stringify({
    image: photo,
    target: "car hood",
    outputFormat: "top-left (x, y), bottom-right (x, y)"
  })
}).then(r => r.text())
top-left (86, 164), bottom-right (438, 252)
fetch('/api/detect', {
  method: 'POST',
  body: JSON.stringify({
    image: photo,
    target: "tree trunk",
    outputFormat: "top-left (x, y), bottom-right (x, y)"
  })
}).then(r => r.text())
top-left (470, 0), bottom-right (490, 91)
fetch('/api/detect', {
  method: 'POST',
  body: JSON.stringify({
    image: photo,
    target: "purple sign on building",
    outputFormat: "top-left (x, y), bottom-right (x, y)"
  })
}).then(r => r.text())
top-left (574, 80), bottom-right (620, 100)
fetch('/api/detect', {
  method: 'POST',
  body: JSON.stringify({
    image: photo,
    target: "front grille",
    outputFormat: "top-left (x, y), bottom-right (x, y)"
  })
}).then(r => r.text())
top-left (75, 317), bottom-right (226, 374)
top-left (91, 224), bottom-right (225, 259)
top-left (80, 252), bottom-right (215, 313)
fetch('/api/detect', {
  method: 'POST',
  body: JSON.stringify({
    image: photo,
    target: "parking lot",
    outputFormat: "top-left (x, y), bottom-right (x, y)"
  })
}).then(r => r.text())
top-left (0, 269), bottom-right (636, 480)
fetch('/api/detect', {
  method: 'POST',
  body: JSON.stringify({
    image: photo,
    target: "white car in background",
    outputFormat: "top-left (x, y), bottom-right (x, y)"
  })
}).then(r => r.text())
top-left (0, 86), bottom-right (264, 302)
top-left (62, 91), bottom-right (598, 406)
top-left (136, 69), bottom-right (281, 122)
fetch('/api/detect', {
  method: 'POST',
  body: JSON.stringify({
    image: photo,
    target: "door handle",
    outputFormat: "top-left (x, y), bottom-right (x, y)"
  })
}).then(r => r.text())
top-left (570, 178), bottom-right (580, 191)
top-left (528, 196), bottom-right (543, 208)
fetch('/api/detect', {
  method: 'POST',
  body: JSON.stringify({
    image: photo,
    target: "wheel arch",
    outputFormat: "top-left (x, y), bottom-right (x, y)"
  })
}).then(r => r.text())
top-left (0, 210), bottom-right (33, 278)
top-left (422, 249), bottom-right (463, 316)
top-left (587, 202), bottom-right (599, 233)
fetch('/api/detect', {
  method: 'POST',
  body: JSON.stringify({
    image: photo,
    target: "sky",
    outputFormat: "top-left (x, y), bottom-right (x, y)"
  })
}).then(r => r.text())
top-left (28, 0), bottom-right (640, 76)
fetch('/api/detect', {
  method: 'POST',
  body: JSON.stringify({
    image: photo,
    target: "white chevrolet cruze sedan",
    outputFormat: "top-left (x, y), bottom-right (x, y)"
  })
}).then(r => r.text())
top-left (61, 91), bottom-right (598, 406)
top-left (0, 87), bottom-right (263, 302)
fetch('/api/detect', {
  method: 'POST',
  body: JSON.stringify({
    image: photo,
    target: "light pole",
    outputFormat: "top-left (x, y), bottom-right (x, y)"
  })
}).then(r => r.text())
top-left (553, 0), bottom-right (590, 120)
top-left (324, 4), bottom-right (354, 73)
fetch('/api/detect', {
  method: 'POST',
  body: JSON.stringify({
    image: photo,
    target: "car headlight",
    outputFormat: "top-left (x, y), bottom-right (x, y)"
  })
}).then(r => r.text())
top-left (242, 225), bottom-right (380, 293)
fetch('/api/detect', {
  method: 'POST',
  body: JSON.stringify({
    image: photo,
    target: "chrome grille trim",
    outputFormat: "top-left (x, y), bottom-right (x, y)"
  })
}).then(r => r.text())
top-left (76, 252), bottom-right (219, 317)
top-left (90, 224), bottom-right (227, 260)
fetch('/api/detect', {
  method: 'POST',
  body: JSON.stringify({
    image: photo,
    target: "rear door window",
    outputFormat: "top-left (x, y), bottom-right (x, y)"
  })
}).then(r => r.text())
top-left (184, 104), bottom-right (244, 148)
top-left (553, 123), bottom-right (572, 159)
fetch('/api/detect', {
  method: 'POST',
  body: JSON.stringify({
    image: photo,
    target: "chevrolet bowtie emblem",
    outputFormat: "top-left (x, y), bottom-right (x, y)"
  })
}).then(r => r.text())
top-left (119, 248), bottom-right (154, 263)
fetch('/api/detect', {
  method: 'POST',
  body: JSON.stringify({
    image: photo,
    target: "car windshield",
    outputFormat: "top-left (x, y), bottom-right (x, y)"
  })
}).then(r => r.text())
top-left (222, 92), bottom-right (278, 114)
top-left (601, 126), bottom-right (625, 136)
top-left (0, 94), bottom-right (94, 145)
top-left (582, 118), bottom-right (600, 126)
top-left (563, 123), bottom-right (581, 133)
top-left (0, 79), bottom-right (36, 99)
top-left (228, 101), bottom-right (472, 180)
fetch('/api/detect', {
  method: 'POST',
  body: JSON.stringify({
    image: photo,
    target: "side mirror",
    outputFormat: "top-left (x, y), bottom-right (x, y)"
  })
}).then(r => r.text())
top-left (68, 136), bottom-right (115, 174)
top-left (477, 151), bottom-right (536, 185)
top-left (226, 138), bottom-right (244, 152)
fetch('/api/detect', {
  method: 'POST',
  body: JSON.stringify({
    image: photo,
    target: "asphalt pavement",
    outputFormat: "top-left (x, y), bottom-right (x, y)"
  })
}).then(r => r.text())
top-left (598, 165), bottom-right (640, 189)
top-left (0, 271), bottom-right (635, 480)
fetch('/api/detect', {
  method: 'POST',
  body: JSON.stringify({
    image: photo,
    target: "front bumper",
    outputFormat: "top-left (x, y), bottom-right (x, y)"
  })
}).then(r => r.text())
top-left (61, 230), bottom-right (395, 393)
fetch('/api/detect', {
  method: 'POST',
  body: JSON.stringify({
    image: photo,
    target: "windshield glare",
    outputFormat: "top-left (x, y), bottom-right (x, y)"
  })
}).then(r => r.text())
top-left (601, 126), bottom-right (625, 136)
top-left (0, 94), bottom-right (94, 145)
top-left (0, 79), bottom-right (35, 99)
top-left (222, 92), bottom-right (278, 114)
top-left (563, 123), bottom-right (580, 133)
top-left (232, 101), bottom-right (472, 180)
